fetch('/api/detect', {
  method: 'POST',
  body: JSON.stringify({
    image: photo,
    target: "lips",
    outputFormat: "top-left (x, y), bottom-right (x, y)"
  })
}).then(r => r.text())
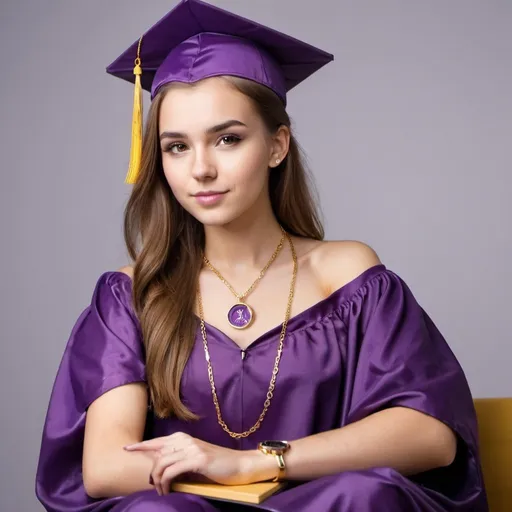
top-left (193, 190), bottom-right (227, 197)
top-left (192, 190), bottom-right (228, 206)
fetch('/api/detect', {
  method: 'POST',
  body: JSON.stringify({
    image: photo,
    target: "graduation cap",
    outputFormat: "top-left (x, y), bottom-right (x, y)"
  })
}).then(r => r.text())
top-left (106, 0), bottom-right (334, 184)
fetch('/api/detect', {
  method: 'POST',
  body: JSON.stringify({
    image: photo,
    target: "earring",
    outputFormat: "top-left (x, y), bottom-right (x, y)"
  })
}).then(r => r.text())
top-left (275, 158), bottom-right (281, 165)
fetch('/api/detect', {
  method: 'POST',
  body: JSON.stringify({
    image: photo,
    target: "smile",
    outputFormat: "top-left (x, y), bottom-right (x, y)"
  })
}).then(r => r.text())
top-left (193, 191), bottom-right (228, 206)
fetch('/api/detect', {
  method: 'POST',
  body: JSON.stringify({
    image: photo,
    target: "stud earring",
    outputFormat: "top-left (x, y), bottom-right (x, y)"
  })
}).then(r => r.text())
top-left (275, 158), bottom-right (281, 165)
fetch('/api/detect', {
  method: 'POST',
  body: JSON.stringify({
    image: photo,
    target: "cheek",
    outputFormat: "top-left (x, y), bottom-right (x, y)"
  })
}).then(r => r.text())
top-left (164, 170), bottom-right (194, 213)
top-left (229, 146), bottom-right (269, 186)
top-left (162, 163), bottom-right (186, 195)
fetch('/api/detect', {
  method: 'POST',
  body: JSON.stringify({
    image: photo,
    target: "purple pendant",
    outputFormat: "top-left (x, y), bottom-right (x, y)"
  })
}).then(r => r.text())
top-left (227, 302), bottom-right (253, 329)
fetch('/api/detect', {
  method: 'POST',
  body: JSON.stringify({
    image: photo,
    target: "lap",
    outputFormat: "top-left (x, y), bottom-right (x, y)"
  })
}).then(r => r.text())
top-left (110, 490), bottom-right (220, 512)
top-left (264, 468), bottom-right (446, 512)
top-left (109, 469), bottom-right (450, 512)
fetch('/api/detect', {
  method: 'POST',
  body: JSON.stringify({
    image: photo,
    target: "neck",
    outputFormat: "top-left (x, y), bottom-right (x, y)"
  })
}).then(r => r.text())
top-left (203, 215), bottom-right (285, 272)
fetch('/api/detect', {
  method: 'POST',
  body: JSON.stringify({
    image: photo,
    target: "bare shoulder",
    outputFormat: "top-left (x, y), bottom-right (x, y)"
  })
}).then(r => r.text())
top-left (117, 265), bottom-right (134, 279)
top-left (321, 240), bottom-right (382, 269)
top-left (310, 240), bottom-right (382, 293)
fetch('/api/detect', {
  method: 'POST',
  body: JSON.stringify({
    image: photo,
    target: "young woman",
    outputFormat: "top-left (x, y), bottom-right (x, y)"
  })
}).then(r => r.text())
top-left (35, 1), bottom-right (488, 510)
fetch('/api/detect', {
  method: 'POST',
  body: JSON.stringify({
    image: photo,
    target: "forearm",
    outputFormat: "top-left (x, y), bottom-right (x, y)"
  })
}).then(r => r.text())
top-left (247, 407), bottom-right (457, 483)
top-left (84, 448), bottom-right (155, 498)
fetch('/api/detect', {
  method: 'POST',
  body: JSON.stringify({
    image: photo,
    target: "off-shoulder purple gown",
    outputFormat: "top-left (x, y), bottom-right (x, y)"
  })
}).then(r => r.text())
top-left (35, 264), bottom-right (488, 511)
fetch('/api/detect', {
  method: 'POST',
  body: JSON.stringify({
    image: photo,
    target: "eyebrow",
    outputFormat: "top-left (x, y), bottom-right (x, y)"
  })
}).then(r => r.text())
top-left (160, 120), bottom-right (248, 141)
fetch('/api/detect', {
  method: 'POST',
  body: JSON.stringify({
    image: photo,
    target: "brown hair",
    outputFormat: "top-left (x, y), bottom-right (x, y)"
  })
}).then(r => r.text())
top-left (123, 76), bottom-right (324, 420)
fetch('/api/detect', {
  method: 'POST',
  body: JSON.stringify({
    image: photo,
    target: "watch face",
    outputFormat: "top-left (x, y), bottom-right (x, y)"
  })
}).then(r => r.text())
top-left (262, 440), bottom-right (288, 450)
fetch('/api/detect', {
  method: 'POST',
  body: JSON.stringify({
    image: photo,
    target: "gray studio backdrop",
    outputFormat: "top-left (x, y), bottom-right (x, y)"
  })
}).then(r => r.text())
top-left (1, 0), bottom-right (510, 510)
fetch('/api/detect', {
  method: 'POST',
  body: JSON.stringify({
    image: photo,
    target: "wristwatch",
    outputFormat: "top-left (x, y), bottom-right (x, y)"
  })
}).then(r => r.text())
top-left (257, 440), bottom-right (291, 482)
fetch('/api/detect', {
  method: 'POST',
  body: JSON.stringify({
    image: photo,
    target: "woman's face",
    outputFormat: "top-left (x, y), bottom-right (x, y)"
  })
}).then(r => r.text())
top-left (158, 77), bottom-right (284, 227)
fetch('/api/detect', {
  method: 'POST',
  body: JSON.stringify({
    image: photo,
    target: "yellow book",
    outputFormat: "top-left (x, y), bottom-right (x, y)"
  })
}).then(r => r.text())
top-left (171, 480), bottom-right (286, 504)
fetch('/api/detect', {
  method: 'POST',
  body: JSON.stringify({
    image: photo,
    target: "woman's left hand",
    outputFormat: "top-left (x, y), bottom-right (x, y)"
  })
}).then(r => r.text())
top-left (124, 432), bottom-right (269, 495)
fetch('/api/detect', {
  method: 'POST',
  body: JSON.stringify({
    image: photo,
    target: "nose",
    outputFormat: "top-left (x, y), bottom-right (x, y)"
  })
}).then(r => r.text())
top-left (191, 148), bottom-right (217, 181)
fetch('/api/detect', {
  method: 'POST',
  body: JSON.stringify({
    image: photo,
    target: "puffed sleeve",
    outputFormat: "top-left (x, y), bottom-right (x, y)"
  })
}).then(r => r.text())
top-left (342, 269), bottom-right (485, 503)
top-left (35, 271), bottom-right (146, 512)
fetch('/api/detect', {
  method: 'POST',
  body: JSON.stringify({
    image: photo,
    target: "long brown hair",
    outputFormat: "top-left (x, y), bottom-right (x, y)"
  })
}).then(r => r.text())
top-left (124, 76), bottom-right (324, 420)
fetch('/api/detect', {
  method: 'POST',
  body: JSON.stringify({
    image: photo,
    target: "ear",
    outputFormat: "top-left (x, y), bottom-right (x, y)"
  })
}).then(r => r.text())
top-left (268, 125), bottom-right (291, 168)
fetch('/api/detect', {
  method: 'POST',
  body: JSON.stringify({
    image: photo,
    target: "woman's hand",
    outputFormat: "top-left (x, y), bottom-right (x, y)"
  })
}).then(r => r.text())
top-left (124, 432), bottom-right (273, 495)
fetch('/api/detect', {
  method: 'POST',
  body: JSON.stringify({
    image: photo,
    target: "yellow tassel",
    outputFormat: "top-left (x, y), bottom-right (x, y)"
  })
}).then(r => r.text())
top-left (125, 37), bottom-right (144, 184)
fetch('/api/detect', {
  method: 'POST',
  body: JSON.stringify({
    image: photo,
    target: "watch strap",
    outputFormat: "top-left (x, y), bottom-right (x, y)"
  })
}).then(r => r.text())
top-left (272, 453), bottom-right (286, 482)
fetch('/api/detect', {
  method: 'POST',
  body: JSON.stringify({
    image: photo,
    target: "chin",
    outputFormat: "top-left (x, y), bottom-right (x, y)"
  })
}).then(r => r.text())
top-left (180, 193), bottom-right (261, 228)
top-left (188, 207), bottom-right (243, 228)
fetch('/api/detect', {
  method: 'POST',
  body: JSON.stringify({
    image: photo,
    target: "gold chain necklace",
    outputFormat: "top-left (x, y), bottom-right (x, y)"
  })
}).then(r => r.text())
top-left (197, 231), bottom-right (297, 439)
top-left (203, 226), bottom-right (286, 330)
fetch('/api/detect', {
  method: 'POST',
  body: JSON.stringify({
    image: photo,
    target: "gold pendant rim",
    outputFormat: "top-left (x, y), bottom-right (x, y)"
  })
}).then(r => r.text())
top-left (227, 302), bottom-right (254, 330)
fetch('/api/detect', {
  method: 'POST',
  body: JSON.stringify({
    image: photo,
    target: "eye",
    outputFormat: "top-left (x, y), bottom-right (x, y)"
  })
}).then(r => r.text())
top-left (164, 143), bottom-right (188, 154)
top-left (218, 134), bottom-right (241, 146)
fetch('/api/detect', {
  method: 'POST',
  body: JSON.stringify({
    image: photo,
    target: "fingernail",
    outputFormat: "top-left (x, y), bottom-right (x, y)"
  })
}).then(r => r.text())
top-left (149, 475), bottom-right (154, 485)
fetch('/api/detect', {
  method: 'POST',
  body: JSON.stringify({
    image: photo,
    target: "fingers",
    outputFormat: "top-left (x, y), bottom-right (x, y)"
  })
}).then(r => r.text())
top-left (124, 438), bottom-right (166, 451)
top-left (160, 459), bottom-right (201, 495)
top-left (151, 442), bottom-right (206, 496)
top-left (126, 433), bottom-right (207, 496)
top-left (124, 432), bottom-right (191, 452)
top-left (150, 448), bottom-right (182, 496)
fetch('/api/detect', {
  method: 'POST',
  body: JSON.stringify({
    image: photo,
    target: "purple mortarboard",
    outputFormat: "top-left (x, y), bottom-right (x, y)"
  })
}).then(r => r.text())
top-left (106, 0), bottom-right (334, 184)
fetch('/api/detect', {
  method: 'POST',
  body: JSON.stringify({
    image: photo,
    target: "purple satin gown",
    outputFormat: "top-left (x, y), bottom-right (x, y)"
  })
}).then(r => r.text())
top-left (35, 265), bottom-right (488, 511)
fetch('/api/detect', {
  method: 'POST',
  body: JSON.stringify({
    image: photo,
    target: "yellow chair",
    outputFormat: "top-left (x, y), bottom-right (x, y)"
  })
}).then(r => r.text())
top-left (473, 398), bottom-right (512, 511)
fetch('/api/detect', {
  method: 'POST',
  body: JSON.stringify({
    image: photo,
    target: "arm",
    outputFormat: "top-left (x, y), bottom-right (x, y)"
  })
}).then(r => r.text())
top-left (247, 407), bottom-right (457, 483)
top-left (246, 407), bottom-right (457, 483)
top-left (83, 382), bottom-right (155, 498)
top-left (109, 404), bottom-right (457, 492)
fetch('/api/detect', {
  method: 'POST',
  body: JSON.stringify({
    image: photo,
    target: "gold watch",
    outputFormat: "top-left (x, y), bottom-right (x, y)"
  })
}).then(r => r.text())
top-left (257, 440), bottom-right (291, 482)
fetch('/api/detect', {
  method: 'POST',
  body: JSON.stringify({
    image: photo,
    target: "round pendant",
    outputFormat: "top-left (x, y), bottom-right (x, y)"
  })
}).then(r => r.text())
top-left (227, 302), bottom-right (254, 329)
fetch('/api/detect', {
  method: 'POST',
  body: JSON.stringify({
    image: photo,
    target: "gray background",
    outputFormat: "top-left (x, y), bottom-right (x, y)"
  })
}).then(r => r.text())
top-left (1, 0), bottom-right (510, 510)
